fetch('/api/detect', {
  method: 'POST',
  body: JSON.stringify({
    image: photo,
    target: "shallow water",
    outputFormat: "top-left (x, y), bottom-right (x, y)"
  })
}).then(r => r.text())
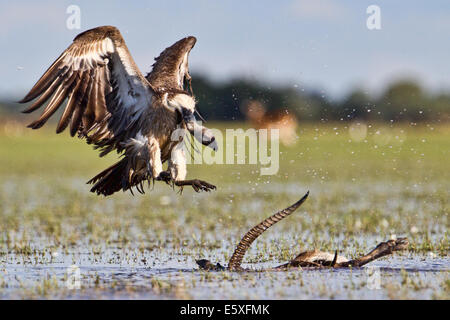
top-left (0, 179), bottom-right (448, 299)
top-left (0, 243), bottom-right (448, 299)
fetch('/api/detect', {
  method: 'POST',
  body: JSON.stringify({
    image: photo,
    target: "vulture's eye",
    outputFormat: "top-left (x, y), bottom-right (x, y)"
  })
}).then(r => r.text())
top-left (175, 109), bottom-right (183, 124)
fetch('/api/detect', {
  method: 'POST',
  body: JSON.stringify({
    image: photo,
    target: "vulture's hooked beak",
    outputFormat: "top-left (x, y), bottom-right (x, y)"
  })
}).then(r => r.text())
top-left (182, 108), bottom-right (218, 151)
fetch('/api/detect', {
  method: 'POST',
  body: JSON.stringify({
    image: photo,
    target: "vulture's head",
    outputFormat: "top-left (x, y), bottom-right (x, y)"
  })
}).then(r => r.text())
top-left (166, 92), bottom-right (218, 152)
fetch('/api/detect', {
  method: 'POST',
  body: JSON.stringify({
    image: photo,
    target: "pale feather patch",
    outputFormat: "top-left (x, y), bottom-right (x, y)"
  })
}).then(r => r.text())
top-left (170, 142), bottom-right (187, 181)
top-left (102, 37), bottom-right (114, 53)
top-left (124, 132), bottom-right (148, 154)
top-left (148, 136), bottom-right (162, 177)
top-left (168, 93), bottom-right (195, 112)
top-left (116, 46), bottom-right (137, 76)
top-left (62, 38), bottom-right (112, 71)
top-left (177, 52), bottom-right (189, 87)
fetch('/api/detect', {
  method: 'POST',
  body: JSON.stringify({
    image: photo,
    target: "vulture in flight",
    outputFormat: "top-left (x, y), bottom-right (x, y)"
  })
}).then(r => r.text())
top-left (20, 26), bottom-right (217, 196)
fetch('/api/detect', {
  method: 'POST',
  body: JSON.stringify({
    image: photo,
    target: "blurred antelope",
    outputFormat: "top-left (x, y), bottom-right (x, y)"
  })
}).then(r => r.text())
top-left (243, 100), bottom-right (298, 146)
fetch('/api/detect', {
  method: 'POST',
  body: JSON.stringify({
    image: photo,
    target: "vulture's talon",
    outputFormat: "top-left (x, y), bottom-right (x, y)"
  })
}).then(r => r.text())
top-left (155, 171), bottom-right (172, 184)
top-left (174, 179), bottom-right (216, 192)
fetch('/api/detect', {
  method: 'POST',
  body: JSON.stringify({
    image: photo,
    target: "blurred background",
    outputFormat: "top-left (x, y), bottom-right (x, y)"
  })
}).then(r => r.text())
top-left (0, 0), bottom-right (449, 124)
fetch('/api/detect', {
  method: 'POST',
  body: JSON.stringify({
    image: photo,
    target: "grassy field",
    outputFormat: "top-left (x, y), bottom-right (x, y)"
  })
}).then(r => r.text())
top-left (0, 121), bottom-right (448, 299)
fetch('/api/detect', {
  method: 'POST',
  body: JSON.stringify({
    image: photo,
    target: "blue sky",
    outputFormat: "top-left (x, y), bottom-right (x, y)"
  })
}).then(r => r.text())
top-left (1, 0), bottom-right (450, 100)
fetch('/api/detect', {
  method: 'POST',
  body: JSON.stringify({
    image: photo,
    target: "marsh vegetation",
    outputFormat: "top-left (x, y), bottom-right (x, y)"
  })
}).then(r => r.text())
top-left (0, 122), bottom-right (448, 299)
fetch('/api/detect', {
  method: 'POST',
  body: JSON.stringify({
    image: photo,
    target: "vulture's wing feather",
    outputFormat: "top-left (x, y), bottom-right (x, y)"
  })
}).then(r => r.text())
top-left (146, 36), bottom-right (196, 93)
top-left (20, 26), bottom-right (154, 156)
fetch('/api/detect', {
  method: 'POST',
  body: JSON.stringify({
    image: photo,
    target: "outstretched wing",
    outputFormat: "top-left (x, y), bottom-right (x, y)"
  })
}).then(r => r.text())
top-left (146, 36), bottom-right (196, 93)
top-left (20, 26), bottom-right (154, 156)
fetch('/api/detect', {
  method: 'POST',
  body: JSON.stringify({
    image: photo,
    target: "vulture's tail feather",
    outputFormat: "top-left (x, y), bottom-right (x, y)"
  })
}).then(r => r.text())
top-left (87, 158), bottom-right (129, 196)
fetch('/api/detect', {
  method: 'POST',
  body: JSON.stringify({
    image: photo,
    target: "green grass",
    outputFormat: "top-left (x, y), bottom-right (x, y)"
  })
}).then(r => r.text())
top-left (0, 121), bottom-right (448, 299)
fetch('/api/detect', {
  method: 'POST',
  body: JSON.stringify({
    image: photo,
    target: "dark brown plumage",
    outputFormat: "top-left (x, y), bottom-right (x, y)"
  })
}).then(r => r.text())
top-left (20, 26), bottom-right (150, 148)
top-left (146, 36), bottom-right (196, 93)
top-left (20, 26), bottom-right (216, 196)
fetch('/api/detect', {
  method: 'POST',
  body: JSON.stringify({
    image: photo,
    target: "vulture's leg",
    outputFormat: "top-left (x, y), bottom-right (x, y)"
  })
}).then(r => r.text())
top-left (161, 141), bottom-right (216, 192)
top-left (168, 141), bottom-right (187, 182)
top-left (336, 238), bottom-right (409, 268)
top-left (165, 141), bottom-right (216, 192)
top-left (149, 136), bottom-right (163, 178)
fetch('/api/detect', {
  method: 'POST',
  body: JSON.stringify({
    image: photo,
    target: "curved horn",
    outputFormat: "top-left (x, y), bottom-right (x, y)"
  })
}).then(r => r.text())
top-left (227, 191), bottom-right (309, 271)
top-left (331, 250), bottom-right (338, 268)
